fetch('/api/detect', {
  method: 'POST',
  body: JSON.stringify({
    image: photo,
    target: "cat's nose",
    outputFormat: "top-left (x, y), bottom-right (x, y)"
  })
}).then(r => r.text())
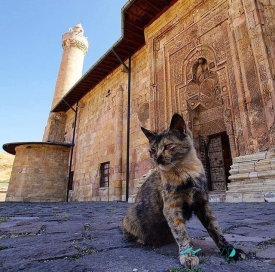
top-left (157, 155), bottom-right (165, 164)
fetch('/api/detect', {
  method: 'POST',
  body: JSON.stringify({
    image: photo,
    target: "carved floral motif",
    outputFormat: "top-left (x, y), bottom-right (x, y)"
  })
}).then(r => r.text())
top-left (62, 38), bottom-right (88, 54)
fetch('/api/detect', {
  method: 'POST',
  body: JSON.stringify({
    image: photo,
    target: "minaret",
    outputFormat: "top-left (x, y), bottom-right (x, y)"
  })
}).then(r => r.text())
top-left (51, 23), bottom-right (89, 109)
top-left (43, 24), bottom-right (88, 142)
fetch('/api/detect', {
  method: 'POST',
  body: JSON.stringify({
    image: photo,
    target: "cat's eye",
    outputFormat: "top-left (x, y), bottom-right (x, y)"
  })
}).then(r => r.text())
top-left (149, 147), bottom-right (156, 154)
top-left (164, 143), bottom-right (174, 150)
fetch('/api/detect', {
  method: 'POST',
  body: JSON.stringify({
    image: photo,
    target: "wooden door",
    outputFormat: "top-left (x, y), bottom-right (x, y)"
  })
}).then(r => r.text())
top-left (199, 135), bottom-right (212, 190)
top-left (208, 135), bottom-right (226, 191)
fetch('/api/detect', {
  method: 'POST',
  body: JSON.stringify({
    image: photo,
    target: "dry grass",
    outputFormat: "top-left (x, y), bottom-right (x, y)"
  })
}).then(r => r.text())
top-left (0, 152), bottom-right (14, 182)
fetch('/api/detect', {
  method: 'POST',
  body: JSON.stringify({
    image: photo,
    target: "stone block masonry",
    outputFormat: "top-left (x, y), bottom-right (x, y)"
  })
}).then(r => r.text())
top-left (5, 143), bottom-right (71, 202)
top-left (227, 149), bottom-right (275, 202)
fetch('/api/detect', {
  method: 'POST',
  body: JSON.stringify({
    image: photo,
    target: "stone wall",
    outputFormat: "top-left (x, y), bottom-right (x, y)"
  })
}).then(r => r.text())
top-left (6, 144), bottom-right (70, 202)
top-left (65, 47), bottom-right (152, 201)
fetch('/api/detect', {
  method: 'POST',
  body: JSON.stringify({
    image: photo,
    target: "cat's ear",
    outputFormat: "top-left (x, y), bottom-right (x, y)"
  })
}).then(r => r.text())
top-left (169, 113), bottom-right (186, 134)
top-left (141, 127), bottom-right (156, 142)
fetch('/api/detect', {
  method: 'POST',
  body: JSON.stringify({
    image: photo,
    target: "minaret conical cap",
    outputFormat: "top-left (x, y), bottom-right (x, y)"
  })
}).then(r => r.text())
top-left (73, 23), bottom-right (84, 35)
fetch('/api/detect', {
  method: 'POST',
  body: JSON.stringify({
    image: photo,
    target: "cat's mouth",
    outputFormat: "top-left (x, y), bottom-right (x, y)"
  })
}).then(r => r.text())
top-left (158, 164), bottom-right (173, 171)
top-left (156, 155), bottom-right (168, 165)
top-left (156, 156), bottom-right (173, 171)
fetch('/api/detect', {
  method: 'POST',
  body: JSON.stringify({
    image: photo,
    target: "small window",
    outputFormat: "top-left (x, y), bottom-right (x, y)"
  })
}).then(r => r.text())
top-left (100, 162), bottom-right (110, 187)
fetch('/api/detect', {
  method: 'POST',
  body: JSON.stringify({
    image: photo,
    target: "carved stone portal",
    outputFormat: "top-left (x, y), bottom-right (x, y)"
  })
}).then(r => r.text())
top-left (179, 47), bottom-right (234, 192)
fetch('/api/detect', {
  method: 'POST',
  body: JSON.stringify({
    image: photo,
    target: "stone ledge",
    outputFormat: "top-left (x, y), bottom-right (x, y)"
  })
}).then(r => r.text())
top-left (232, 151), bottom-right (267, 163)
top-left (230, 169), bottom-right (275, 180)
top-left (229, 172), bottom-right (250, 181)
top-left (226, 192), bottom-right (275, 203)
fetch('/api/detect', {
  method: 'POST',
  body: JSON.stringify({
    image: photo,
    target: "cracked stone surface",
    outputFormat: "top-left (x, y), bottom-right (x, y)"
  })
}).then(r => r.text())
top-left (0, 202), bottom-right (275, 272)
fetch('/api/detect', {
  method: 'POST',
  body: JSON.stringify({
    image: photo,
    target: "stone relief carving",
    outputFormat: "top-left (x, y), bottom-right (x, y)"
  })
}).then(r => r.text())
top-left (62, 39), bottom-right (88, 54)
top-left (178, 45), bottom-right (238, 159)
top-left (186, 58), bottom-right (222, 111)
top-left (138, 103), bottom-right (149, 124)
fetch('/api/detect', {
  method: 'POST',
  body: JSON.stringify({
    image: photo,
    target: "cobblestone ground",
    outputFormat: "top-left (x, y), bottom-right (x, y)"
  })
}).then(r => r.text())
top-left (0, 202), bottom-right (274, 272)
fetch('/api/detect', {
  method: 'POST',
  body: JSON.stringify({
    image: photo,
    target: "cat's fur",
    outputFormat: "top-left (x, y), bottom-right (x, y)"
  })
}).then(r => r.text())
top-left (122, 113), bottom-right (245, 268)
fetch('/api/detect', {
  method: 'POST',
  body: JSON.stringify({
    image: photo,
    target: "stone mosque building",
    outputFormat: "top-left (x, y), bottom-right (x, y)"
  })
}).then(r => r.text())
top-left (4, 0), bottom-right (275, 202)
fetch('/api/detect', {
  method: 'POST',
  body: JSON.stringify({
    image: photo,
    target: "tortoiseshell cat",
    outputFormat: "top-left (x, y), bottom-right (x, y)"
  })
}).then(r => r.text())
top-left (122, 113), bottom-right (245, 268)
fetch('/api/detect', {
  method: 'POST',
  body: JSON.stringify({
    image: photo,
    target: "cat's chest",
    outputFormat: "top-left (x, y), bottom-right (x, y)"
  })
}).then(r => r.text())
top-left (163, 178), bottom-right (194, 195)
top-left (159, 170), bottom-right (205, 201)
top-left (161, 181), bottom-right (195, 207)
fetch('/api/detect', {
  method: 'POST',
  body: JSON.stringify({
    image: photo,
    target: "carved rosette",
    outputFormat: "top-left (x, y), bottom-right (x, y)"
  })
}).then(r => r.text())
top-left (62, 37), bottom-right (88, 55)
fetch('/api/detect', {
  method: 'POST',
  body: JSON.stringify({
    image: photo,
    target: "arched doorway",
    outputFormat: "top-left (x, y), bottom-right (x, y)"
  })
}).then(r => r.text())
top-left (184, 57), bottom-right (232, 192)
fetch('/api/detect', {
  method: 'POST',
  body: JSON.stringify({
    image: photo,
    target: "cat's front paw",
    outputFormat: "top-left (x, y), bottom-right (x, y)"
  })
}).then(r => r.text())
top-left (234, 248), bottom-right (246, 260)
top-left (179, 254), bottom-right (199, 268)
top-left (219, 246), bottom-right (246, 261)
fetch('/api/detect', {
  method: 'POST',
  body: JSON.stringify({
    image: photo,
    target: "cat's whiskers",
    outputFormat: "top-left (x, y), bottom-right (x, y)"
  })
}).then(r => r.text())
top-left (170, 162), bottom-right (181, 172)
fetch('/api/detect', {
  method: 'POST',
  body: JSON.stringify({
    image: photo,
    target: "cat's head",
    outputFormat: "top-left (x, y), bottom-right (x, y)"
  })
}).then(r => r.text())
top-left (141, 114), bottom-right (193, 171)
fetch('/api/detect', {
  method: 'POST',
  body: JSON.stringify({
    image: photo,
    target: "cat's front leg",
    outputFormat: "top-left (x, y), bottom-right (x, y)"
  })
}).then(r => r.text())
top-left (193, 194), bottom-right (246, 261)
top-left (163, 201), bottom-right (199, 268)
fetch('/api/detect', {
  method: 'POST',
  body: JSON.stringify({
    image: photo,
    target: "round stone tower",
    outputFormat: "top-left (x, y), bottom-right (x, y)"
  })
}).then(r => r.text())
top-left (43, 24), bottom-right (88, 142)
top-left (51, 23), bottom-right (89, 109)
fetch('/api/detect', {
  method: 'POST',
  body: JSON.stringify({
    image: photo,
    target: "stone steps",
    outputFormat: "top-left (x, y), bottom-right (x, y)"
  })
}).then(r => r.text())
top-left (209, 191), bottom-right (226, 202)
top-left (226, 180), bottom-right (275, 202)
top-left (227, 149), bottom-right (275, 202)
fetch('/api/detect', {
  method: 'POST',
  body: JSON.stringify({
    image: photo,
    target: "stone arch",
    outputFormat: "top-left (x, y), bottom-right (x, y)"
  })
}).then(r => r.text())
top-left (182, 44), bottom-right (217, 85)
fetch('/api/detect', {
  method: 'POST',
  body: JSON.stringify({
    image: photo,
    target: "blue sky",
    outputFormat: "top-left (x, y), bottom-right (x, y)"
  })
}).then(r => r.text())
top-left (0, 0), bottom-right (127, 152)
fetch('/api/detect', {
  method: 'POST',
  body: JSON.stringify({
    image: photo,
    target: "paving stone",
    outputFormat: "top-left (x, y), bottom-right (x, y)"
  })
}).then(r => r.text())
top-left (0, 202), bottom-right (275, 271)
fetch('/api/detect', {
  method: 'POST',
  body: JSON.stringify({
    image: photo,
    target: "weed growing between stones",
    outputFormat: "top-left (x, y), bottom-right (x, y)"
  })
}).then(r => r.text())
top-left (71, 239), bottom-right (98, 260)
top-left (55, 213), bottom-right (68, 220)
top-left (257, 238), bottom-right (275, 249)
top-left (71, 253), bottom-right (83, 259)
top-left (0, 217), bottom-right (9, 222)
top-left (169, 267), bottom-right (202, 272)
top-left (9, 232), bottom-right (36, 238)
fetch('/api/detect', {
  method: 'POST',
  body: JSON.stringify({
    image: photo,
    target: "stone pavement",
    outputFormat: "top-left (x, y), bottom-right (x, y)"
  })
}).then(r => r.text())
top-left (0, 202), bottom-right (275, 272)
